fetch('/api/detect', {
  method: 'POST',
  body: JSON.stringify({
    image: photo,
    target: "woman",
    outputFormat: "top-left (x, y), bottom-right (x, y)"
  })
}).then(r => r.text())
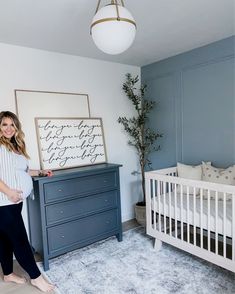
top-left (0, 111), bottom-right (54, 292)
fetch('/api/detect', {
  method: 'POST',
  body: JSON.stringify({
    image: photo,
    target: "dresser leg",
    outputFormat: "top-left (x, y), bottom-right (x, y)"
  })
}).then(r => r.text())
top-left (43, 259), bottom-right (49, 271)
top-left (116, 232), bottom-right (123, 242)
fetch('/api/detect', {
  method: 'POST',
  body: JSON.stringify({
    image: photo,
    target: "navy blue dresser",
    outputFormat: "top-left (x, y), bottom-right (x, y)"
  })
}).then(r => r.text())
top-left (27, 163), bottom-right (122, 271)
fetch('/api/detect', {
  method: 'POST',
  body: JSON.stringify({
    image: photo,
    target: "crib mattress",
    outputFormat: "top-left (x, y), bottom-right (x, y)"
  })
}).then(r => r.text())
top-left (151, 193), bottom-right (233, 237)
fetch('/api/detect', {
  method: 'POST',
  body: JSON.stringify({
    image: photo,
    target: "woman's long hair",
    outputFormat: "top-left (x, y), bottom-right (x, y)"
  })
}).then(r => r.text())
top-left (0, 111), bottom-right (30, 158)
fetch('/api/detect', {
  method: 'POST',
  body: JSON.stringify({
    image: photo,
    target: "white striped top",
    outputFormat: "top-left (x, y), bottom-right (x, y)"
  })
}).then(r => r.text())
top-left (0, 145), bottom-right (33, 206)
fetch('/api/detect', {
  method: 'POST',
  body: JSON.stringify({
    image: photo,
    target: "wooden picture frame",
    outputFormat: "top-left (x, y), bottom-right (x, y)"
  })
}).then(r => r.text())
top-left (35, 117), bottom-right (107, 170)
top-left (15, 89), bottom-right (90, 169)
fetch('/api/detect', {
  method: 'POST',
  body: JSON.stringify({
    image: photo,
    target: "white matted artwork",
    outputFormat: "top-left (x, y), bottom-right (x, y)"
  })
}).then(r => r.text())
top-left (35, 117), bottom-right (107, 170)
top-left (15, 90), bottom-right (90, 169)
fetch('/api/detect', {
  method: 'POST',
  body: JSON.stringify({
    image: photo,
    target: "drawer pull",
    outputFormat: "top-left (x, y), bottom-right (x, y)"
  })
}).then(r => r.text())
top-left (103, 180), bottom-right (108, 183)
top-left (60, 210), bottom-right (64, 214)
top-left (58, 189), bottom-right (63, 192)
top-left (61, 235), bottom-right (65, 238)
top-left (104, 199), bottom-right (108, 202)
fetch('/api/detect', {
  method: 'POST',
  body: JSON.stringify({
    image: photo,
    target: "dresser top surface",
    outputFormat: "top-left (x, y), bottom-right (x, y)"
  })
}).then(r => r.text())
top-left (33, 163), bottom-right (122, 182)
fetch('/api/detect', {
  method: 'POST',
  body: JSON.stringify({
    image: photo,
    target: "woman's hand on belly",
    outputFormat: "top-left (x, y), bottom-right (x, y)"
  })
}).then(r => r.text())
top-left (6, 188), bottom-right (23, 203)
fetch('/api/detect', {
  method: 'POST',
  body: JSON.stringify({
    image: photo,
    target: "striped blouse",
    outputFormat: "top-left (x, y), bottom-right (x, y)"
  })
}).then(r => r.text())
top-left (0, 145), bottom-right (33, 206)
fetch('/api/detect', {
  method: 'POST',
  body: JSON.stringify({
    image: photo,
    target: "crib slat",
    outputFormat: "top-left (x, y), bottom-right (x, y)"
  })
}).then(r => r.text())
top-left (169, 182), bottom-right (172, 236)
top-left (200, 188), bottom-right (203, 249)
top-left (158, 180), bottom-right (161, 232)
top-left (223, 193), bottom-right (226, 258)
top-left (174, 183), bottom-right (177, 238)
top-left (180, 185), bottom-right (183, 241)
top-left (146, 178), bottom-right (152, 229)
top-left (193, 187), bottom-right (196, 246)
top-left (207, 190), bottom-right (210, 252)
top-left (187, 186), bottom-right (189, 243)
top-left (153, 180), bottom-right (156, 230)
top-left (215, 191), bottom-right (218, 255)
top-left (163, 182), bottom-right (166, 234)
top-left (232, 194), bottom-right (235, 261)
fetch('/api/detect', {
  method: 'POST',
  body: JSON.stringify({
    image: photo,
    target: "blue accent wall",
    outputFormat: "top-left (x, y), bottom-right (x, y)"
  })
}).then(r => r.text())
top-left (141, 36), bottom-right (235, 169)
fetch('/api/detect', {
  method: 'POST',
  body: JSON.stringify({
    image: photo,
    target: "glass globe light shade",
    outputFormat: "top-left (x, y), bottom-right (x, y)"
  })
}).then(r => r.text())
top-left (90, 4), bottom-right (136, 55)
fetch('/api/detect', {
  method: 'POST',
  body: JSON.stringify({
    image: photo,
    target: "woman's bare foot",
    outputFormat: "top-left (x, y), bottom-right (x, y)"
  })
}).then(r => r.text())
top-left (3, 273), bottom-right (26, 284)
top-left (31, 275), bottom-right (55, 293)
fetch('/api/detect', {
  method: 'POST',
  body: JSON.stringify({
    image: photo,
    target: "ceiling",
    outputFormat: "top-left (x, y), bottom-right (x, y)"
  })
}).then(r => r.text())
top-left (0, 0), bottom-right (234, 66)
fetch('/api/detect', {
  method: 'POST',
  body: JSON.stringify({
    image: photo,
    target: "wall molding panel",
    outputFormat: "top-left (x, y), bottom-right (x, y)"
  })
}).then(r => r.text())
top-left (181, 56), bottom-right (234, 165)
top-left (142, 36), bottom-right (235, 169)
top-left (147, 72), bottom-right (177, 169)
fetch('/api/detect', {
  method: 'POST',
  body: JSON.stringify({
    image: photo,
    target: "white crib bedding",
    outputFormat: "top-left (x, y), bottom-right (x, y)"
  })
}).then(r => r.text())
top-left (151, 193), bottom-right (232, 237)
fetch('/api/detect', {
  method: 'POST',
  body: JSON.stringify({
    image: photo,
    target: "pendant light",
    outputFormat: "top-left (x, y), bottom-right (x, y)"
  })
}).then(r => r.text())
top-left (90, 0), bottom-right (136, 55)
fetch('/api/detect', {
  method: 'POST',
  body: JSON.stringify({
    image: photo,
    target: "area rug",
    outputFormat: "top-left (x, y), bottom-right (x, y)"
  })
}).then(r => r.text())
top-left (38, 228), bottom-right (235, 294)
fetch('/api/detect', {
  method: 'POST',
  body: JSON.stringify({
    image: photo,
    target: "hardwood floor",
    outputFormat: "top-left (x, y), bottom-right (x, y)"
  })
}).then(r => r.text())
top-left (122, 218), bottom-right (140, 232)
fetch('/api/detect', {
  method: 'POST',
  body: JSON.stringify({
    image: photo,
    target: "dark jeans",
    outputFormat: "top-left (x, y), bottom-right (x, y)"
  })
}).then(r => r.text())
top-left (0, 202), bottom-right (41, 279)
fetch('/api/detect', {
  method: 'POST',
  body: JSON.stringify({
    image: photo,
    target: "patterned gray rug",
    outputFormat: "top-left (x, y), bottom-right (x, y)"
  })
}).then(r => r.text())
top-left (38, 228), bottom-right (235, 294)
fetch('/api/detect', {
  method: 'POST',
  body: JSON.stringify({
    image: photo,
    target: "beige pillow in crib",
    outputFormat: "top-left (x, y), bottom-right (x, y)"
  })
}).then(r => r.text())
top-left (176, 162), bottom-right (202, 195)
top-left (202, 161), bottom-right (235, 200)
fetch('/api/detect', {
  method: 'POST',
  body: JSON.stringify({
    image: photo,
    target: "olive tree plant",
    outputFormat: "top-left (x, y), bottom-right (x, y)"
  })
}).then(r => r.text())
top-left (118, 73), bottom-right (162, 205)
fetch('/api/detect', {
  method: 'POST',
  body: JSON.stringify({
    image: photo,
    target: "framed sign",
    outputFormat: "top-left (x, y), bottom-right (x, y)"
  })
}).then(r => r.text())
top-left (35, 117), bottom-right (107, 170)
top-left (15, 90), bottom-right (90, 169)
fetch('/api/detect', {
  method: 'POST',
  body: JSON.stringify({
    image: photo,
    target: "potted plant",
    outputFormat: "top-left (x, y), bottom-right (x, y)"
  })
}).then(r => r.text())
top-left (118, 73), bottom-right (162, 226)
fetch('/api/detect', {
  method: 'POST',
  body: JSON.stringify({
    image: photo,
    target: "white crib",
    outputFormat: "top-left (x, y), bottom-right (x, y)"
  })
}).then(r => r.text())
top-left (145, 167), bottom-right (235, 273)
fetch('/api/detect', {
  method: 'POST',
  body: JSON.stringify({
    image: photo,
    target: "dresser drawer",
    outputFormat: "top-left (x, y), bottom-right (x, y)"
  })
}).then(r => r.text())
top-left (45, 190), bottom-right (118, 225)
top-left (44, 171), bottom-right (117, 203)
top-left (47, 209), bottom-right (118, 254)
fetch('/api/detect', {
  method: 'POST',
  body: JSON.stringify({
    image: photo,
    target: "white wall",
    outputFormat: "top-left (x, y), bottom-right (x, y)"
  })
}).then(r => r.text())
top-left (0, 42), bottom-right (141, 229)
